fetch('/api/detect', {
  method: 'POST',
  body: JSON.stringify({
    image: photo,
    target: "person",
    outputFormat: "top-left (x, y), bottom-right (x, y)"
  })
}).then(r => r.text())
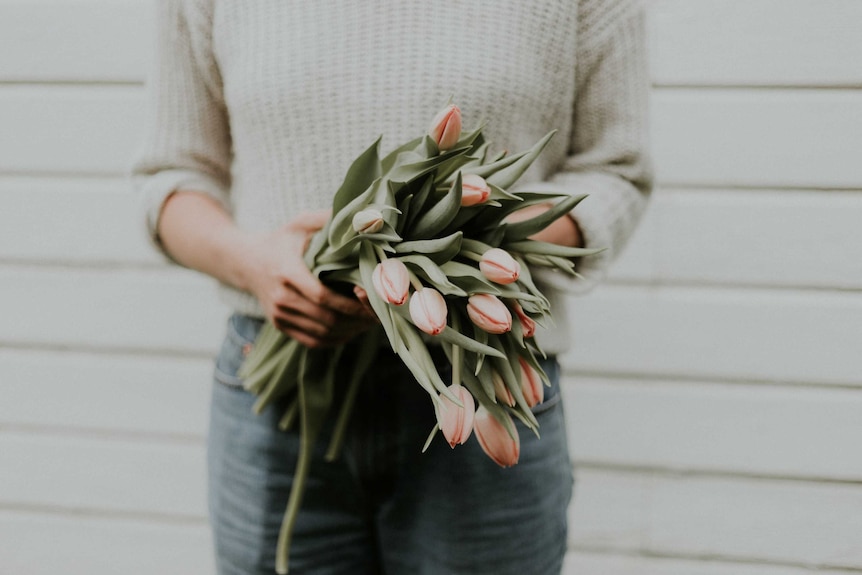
top-left (133, 1), bottom-right (652, 573)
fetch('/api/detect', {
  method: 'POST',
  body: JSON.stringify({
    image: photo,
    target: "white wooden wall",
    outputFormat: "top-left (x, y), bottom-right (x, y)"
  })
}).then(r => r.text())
top-left (1, 1), bottom-right (860, 573)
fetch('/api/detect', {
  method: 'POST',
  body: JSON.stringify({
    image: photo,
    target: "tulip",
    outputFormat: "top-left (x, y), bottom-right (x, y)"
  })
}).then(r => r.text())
top-left (511, 302), bottom-right (536, 338)
top-left (428, 104), bottom-right (462, 151)
top-left (491, 370), bottom-right (515, 407)
top-left (479, 248), bottom-right (520, 284)
top-left (352, 209), bottom-right (384, 234)
top-left (518, 357), bottom-right (544, 408)
top-left (437, 384), bottom-right (475, 447)
top-left (458, 173), bottom-right (491, 207)
top-left (409, 287), bottom-right (448, 335)
top-left (474, 406), bottom-right (520, 467)
top-left (466, 294), bottom-right (512, 334)
top-left (371, 259), bottom-right (410, 306)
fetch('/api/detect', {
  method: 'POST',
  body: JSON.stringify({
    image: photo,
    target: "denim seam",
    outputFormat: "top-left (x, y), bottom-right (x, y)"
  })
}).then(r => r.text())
top-left (530, 391), bottom-right (562, 415)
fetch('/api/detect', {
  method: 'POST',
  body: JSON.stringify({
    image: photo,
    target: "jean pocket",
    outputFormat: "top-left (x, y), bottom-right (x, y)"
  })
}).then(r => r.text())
top-left (213, 314), bottom-right (264, 388)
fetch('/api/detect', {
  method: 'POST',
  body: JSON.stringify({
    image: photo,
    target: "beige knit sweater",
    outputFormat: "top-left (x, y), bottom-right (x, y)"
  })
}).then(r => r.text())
top-left (133, 0), bottom-right (652, 353)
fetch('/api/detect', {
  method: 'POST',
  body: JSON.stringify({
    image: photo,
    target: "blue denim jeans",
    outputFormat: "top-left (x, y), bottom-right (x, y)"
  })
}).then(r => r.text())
top-left (208, 314), bottom-right (574, 575)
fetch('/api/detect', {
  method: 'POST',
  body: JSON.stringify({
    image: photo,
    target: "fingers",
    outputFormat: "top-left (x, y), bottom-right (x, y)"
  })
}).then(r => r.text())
top-left (272, 308), bottom-right (378, 349)
top-left (353, 285), bottom-right (377, 318)
top-left (289, 268), bottom-right (374, 318)
top-left (285, 209), bottom-right (331, 234)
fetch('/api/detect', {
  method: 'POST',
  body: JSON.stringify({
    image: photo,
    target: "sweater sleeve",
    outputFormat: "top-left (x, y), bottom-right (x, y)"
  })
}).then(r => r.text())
top-left (532, 0), bottom-right (653, 293)
top-left (131, 0), bottom-right (232, 262)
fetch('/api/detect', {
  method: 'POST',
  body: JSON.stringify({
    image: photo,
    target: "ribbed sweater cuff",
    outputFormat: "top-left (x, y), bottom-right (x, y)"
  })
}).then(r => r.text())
top-left (138, 168), bottom-right (231, 264)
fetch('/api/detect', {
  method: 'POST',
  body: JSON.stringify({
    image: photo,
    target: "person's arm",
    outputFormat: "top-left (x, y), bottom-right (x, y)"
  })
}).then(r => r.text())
top-left (527, 0), bottom-right (653, 290)
top-left (158, 192), bottom-right (373, 348)
top-left (133, 1), bottom-right (372, 348)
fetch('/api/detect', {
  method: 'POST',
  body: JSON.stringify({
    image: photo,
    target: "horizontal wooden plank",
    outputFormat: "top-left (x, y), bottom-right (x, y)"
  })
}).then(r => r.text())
top-left (0, 349), bottom-right (210, 436)
top-left (0, 86), bottom-right (145, 175)
top-left (0, 266), bottom-right (228, 354)
top-left (653, 88), bottom-right (862, 188)
top-left (0, 177), bottom-right (160, 264)
top-left (3, 86), bottom-right (861, 190)
top-left (7, 180), bottom-right (862, 292)
top-left (569, 469), bottom-right (862, 568)
top-left (648, 475), bottom-right (862, 568)
top-left (0, 433), bottom-right (207, 518)
top-left (612, 188), bottom-right (862, 289)
top-left (565, 378), bottom-right (862, 481)
top-left (651, 0), bottom-right (862, 87)
top-left (0, 510), bottom-right (213, 575)
top-left (0, 0), bottom-right (151, 83)
top-left (564, 550), bottom-right (851, 575)
top-left (563, 285), bottom-right (862, 386)
top-left (5, 0), bottom-right (860, 90)
top-left (4, 266), bottom-right (861, 387)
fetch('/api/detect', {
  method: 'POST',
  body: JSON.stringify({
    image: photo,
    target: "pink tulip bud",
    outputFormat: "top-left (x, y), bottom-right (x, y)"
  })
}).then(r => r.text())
top-left (491, 370), bottom-right (515, 407)
top-left (352, 209), bottom-right (384, 234)
top-left (518, 357), bottom-right (544, 408)
top-left (429, 104), bottom-right (462, 151)
top-left (458, 173), bottom-right (491, 207)
top-left (466, 294), bottom-right (512, 334)
top-left (409, 287), bottom-right (448, 335)
top-left (474, 406), bottom-right (520, 467)
top-left (371, 259), bottom-right (410, 306)
top-left (479, 248), bottom-right (520, 284)
top-left (511, 302), bottom-right (536, 338)
top-left (438, 384), bottom-right (475, 447)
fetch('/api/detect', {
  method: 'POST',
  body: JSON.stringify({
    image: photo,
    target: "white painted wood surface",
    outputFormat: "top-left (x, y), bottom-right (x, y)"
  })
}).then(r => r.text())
top-left (565, 379), bottom-right (862, 480)
top-left (0, 0), bottom-right (151, 83)
top-left (651, 0), bottom-right (862, 87)
top-left (568, 469), bottom-right (862, 568)
top-left (2, 1), bottom-right (861, 572)
top-left (0, 511), bottom-right (213, 575)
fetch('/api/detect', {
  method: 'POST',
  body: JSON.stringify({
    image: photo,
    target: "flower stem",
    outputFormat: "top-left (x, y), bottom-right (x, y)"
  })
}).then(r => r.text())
top-left (461, 250), bottom-right (483, 263)
top-left (407, 269), bottom-right (424, 291)
top-left (451, 315), bottom-right (462, 388)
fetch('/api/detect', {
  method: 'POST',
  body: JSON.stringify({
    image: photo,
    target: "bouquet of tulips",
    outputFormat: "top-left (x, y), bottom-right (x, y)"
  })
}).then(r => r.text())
top-left (239, 103), bottom-right (597, 573)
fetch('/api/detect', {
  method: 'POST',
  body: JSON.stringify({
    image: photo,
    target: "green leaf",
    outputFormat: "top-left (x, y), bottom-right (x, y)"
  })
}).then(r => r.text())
top-left (409, 173), bottom-right (463, 238)
top-left (332, 137), bottom-right (382, 215)
top-left (485, 130), bottom-right (556, 189)
top-left (391, 313), bottom-right (457, 403)
top-left (504, 240), bottom-right (604, 259)
top-left (324, 330), bottom-right (381, 461)
top-left (395, 194), bottom-right (413, 236)
top-left (402, 176), bottom-right (435, 230)
top-left (439, 261), bottom-right (501, 295)
top-left (388, 145), bottom-right (471, 184)
top-left (438, 326), bottom-right (504, 358)
top-left (381, 136), bottom-right (424, 174)
top-left (238, 323), bottom-right (286, 379)
top-left (275, 346), bottom-right (342, 574)
top-left (503, 193), bottom-right (588, 242)
top-left (251, 340), bottom-right (304, 414)
top-left (327, 179), bottom-right (382, 248)
top-left (488, 183), bottom-right (521, 202)
top-left (489, 338), bottom-right (539, 430)
top-left (399, 254), bottom-right (466, 296)
top-left (394, 231), bottom-right (463, 265)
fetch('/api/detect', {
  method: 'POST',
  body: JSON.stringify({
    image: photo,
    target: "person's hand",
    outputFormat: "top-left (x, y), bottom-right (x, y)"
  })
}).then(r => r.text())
top-left (505, 203), bottom-right (583, 248)
top-left (242, 210), bottom-right (377, 348)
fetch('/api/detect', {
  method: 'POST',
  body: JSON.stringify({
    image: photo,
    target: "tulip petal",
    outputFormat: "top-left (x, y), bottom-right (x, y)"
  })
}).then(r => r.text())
top-left (466, 294), bottom-right (512, 334)
top-left (409, 288), bottom-right (448, 335)
top-left (438, 384), bottom-right (475, 447)
top-left (474, 406), bottom-right (520, 467)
